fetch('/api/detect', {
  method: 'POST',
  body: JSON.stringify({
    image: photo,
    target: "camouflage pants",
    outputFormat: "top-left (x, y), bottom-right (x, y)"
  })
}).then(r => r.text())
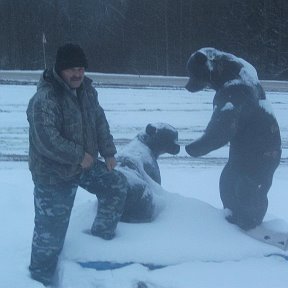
top-left (29, 160), bottom-right (127, 286)
top-left (79, 160), bottom-right (127, 239)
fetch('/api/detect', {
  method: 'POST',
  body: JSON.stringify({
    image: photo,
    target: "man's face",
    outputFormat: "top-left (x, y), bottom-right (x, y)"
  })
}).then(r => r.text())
top-left (60, 67), bottom-right (85, 89)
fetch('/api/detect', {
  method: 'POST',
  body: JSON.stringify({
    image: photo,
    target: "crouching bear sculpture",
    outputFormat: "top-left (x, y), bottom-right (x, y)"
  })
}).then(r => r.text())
top-left (117, 123), bottom-right (180, 223)
top-left (185, 47), bottom-right (281, 230)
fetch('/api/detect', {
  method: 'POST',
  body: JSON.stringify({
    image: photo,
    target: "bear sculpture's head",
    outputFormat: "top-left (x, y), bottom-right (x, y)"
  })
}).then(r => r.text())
top-left (185, 47), bottom-right (258, 92)
top-left (144, 123), bottom-right (180, 158)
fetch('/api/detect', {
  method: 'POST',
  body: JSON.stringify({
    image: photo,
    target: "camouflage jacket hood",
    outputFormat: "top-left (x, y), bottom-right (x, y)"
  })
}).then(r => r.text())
top-left (27, 68), bottom-right (116, 184)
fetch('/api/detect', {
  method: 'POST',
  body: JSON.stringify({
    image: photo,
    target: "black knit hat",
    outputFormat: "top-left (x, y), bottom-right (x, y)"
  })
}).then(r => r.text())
top-left (55, 43), bottom-right (88, 72)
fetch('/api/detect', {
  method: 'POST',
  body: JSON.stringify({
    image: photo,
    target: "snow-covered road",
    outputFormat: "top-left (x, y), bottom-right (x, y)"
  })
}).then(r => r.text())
top-left (0, 84), bottom-right (287, 164)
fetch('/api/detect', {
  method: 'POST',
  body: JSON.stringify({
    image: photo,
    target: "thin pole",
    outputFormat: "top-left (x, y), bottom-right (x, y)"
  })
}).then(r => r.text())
top-left (42, 33), bottom-right (47, 69)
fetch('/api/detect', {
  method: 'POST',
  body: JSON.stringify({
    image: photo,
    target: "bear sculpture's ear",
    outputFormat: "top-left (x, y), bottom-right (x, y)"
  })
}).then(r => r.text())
top-left (187, 51), bottom-right (207, 73)
top-left (146, 124), bottom-right (157, 136)
top-left (214, 59), bottom-right (242, 83)
top-left (193, 52), bottom-right (207, 65)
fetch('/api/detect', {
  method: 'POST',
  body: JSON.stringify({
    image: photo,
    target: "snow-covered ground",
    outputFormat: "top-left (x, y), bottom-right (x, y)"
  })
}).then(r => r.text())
top-left (0, 84), bottom-right (288, 288)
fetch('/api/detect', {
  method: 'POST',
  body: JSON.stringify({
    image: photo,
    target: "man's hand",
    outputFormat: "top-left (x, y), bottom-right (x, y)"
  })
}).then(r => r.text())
top-left (105, 156), bottom-right (117, 171)
top-left (80, 152), bottom-right (94, 169)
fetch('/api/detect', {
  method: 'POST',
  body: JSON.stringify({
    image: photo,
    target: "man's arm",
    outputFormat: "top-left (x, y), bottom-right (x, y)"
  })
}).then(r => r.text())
top-left (28, 96), bottom-right (84, 165)
top-left (93, 90), bottom-right (117, 158)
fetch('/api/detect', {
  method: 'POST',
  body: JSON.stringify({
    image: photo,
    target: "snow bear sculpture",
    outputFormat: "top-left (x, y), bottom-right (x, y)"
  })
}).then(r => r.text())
top-left (185, 47), bottom-right (282, 230)
top-left (117, 123), bottom-right (180, 223)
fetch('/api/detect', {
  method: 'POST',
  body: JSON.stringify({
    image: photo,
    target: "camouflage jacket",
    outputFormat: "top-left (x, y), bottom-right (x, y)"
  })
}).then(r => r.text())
top-left (27, 68), bottom-right (116, 184)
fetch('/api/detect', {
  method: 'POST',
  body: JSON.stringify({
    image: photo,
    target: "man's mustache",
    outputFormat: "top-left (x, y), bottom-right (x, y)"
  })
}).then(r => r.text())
top-left (71, 77), bottom-right (82, 81)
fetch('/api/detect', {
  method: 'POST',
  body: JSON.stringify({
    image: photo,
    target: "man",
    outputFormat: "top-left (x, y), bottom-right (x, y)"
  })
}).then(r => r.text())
top-left (27, 43), bottom-right (128, 286)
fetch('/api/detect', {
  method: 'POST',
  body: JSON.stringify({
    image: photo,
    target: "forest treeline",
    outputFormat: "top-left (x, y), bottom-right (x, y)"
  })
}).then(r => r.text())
top-left (1, 0), bottom-right (288, 79)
